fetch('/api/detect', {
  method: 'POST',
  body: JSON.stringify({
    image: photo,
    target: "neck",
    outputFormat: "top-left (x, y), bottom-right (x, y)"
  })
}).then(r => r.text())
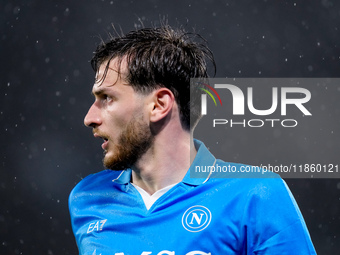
top-left (131, 131), bottom-right (196, 195)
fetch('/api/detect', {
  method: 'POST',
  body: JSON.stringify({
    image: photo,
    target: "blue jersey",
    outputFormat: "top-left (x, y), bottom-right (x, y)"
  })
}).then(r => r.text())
top-left (69, 140), bottom-right (316, 255)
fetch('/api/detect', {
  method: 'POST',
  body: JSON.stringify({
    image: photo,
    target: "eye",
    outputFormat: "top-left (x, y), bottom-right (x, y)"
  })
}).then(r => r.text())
top-left (103, 94), bottom-right (113, 103)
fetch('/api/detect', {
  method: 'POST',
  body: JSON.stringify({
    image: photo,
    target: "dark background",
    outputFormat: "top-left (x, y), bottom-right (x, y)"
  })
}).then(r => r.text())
top-left (1, 0), bottom-right (339, 254)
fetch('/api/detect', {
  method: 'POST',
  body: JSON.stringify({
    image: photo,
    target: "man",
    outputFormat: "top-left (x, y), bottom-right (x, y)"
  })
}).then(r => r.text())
top-left (69, 25), bottom-right (316, 254)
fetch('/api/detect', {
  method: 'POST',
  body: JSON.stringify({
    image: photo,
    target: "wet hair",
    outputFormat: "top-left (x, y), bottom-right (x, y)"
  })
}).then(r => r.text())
top-left (91, 25), bottom-right (215, 130)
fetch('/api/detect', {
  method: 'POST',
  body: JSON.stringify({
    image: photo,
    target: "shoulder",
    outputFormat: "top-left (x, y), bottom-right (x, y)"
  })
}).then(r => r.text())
top-left (206, 159), bottom-right (294, 202)
top-left (73, 169), bottom-right (121, 190)
top-left (69, 170), bottom-right (122, 205)
top-left (201, 159), bottom-right (283, 184)
top-left (204, 161), bottom-right (310, 239)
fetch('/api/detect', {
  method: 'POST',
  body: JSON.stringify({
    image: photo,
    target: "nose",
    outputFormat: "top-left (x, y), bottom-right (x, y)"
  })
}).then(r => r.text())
top-left (84, 103), bottom-right (102, 127)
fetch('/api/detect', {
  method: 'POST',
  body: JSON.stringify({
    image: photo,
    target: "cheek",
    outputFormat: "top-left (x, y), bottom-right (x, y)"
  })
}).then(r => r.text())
top-left (105, 96), bottom-right (147, 128)
top-left (105, 106), bottom-right (139, 129)
top-left (107, 113), bottom-right (127, 130)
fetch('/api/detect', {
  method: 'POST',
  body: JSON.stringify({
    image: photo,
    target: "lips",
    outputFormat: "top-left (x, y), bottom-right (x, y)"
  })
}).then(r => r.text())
top-left (101, 138), bottom-right (109, 150)
top-left (93, 133), bottom-right (109, 151)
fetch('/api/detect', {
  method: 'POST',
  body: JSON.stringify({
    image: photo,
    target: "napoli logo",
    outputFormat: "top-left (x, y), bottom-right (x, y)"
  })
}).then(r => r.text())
top-left (182, 205), bottom-right (212, 232)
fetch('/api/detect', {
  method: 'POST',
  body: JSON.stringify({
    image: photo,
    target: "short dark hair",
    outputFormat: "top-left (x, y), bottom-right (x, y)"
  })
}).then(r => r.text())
top-left (91, 25), bottom-right (215, 130)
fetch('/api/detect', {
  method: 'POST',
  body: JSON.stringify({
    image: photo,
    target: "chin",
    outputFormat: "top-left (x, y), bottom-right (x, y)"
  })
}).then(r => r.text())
top-left (103, 154), bottom-right (124, 171)
top-left (103, 152), bottom-right (113, 168)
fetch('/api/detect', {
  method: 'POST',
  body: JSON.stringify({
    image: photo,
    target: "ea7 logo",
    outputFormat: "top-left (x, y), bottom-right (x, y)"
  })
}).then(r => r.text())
top-left (87, 219), bottom-right (107, 234)
top-left (182, 205), bottom-right (212, 232)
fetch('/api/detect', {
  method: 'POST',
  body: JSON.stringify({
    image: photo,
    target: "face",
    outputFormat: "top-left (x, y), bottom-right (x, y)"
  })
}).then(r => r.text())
top-left (84, 59), bottom-right (154, 170)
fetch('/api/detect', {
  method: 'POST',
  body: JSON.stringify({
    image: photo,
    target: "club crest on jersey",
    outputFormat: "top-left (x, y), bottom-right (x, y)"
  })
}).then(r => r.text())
top-left (182, 205), bottom-right (212, 232)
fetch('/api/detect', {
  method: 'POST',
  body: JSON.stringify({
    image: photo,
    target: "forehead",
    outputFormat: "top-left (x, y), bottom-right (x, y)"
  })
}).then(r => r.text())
top-left (92, 58), bottom-right (129, 92)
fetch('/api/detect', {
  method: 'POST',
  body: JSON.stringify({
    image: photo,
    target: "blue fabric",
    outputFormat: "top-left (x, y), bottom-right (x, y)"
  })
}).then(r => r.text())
top-left (69, 140), bottom-right (316, 255)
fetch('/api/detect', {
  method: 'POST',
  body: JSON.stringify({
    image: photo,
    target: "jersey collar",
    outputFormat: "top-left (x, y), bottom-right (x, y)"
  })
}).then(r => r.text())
top-left (113, 139), bottom-right (216, 186)
top-left (181, 139), bottom-right (216, 186)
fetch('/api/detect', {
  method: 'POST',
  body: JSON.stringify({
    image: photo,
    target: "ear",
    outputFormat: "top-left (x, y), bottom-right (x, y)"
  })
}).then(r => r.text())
top-left (149, 88), bottom-right (175, 123)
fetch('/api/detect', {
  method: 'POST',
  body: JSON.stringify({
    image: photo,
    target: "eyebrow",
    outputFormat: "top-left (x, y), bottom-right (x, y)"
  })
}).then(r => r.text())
top-left (91, 87), bottom-right (110, 97)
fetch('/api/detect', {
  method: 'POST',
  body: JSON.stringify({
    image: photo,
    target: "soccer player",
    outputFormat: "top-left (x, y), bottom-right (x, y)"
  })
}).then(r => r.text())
top-left (69, 25), bottom-right (316, 254)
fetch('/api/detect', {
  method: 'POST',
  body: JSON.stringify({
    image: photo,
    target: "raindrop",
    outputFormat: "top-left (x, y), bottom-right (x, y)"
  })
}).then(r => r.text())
top-left (73, 69), bottom-right (80, 77)
top-left (13, 6), bottom-right (20, 15)
top-left (64, 8), bottom-right (70, 16)
top-left (69, 97), bottom-right (76, 105)
top-left (336, 182), bottom-right (340, 189)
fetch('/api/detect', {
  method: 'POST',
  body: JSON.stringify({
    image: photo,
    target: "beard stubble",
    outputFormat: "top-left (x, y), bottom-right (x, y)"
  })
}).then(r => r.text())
top-left (103, 116), bottom-right (154, 170)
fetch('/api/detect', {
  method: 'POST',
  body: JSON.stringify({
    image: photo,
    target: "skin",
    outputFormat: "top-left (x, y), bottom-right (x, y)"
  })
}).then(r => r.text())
top-left (84, 58), bottom-right (197, 195)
